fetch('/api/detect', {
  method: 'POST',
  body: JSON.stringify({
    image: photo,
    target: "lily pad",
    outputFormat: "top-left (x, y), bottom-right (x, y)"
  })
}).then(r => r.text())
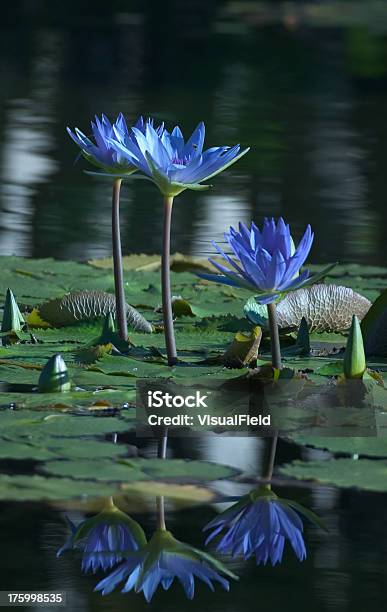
top-left (246, 285), bottom-right (371, 332)
top-left (37, 291), bottom-right (152, 332)
top-left (0, 410), bottom-right (133, 437)
top-left (119, 481), bottom-right (215, 502)
top-left (289, 436), bottom-right (387, 457)
top-left (0, 474), bottom-right (114, 501)
top-left (280, 458), bottom-right (387, 492)
top-left (0, 438), bottom-right (128, 461)
top-left (42, 457), bottom-right (240, 483)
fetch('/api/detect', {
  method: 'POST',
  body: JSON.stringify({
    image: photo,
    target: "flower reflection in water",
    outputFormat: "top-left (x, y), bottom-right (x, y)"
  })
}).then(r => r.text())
top-left (204, 485), bottom-right (308, 565)
top-left (95, 527), bottom-right (237, 601)
top-left (59, 436), bottom-right (324, 601)
top-left (57, 497), bottom-right (146, 573)
top-left (204, 435), bottom-right (325, 565)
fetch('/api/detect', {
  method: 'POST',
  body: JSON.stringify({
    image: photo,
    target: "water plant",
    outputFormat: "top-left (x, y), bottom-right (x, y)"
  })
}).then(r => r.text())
top-left (109, 121), bottom-right (249, 365)
top-left (1, 288), bottom-right (25, 335)
top-left (38, 354), bottom-right (71, 393)
top-left (67, 115), bottom-right (158, 341)
top-left (343, 315), bottom-right (366, 379)
top-left (202, 218), bottom-right (334, 369)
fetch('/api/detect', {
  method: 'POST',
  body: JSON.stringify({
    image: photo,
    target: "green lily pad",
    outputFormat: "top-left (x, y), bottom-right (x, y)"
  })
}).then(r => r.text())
top-left (289, 436), bottom-right (387, 457)
top-left (0, 438), bottom-right (128, 461)
top-left (0, 473), bottom-right (114, 501)
top-left (42, 457), bottom-right (240, 483)
top-left (0, 410), bottom-right (133, 437)
top-left (280, 458), bottom-right (387, 492)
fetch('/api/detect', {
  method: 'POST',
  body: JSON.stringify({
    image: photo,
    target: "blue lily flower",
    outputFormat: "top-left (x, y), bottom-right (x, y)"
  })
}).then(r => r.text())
top-left (57, 502), bottom-right (146, 573)
top-left (201, 217), bottom-right (335, 304)
top-left (109, 120), bottom-right (250, 196)
top-left (204, 486), bottom-right (325, 565)
top-left (95, 529), bottom-right (237, 601)
top-left (67, 114), bottom-right (159, 175)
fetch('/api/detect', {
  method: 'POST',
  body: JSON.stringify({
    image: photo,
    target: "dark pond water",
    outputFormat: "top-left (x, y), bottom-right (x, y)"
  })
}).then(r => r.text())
top-left (1, 2), bottom-right (387, 611)
top-left (1, 437), bottom-right (387, 612)
top-left (1, 2), bottom-right (387, 264)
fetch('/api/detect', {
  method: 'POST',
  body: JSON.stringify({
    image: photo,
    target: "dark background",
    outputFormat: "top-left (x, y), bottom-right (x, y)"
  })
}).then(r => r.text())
top-left (0, 0), bottom-right (386, 263)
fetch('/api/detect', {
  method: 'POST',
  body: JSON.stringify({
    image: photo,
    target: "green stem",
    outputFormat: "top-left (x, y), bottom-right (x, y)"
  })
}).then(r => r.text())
top-left (264, 433), bottom-right (278, 482)
top-left (267, 302), bottom-right (282, 370)
top-left (162, 196), bottom-right (177, 365)
top-left (156, 427), bottom-right (168, 530)
top-left (111, 178), bottom-right (128, 341)
top-left (156, 496), bottom-right (166, 531)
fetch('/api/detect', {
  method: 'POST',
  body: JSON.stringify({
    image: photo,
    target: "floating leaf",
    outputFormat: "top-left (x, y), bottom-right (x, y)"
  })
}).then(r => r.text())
top-left (0, 437), bottom-right (128, 461)
top-left (120, 481), bottom-right (215, 502)
top-left (0, 474), bottom-right (114, 501)
top-left (42, 458), bottom-right (240, 483)
top-left (289, 436), bottom-right (387, 458)
top-left (0, 410), bottom-right (133, 437)
top-left (280, 458), bottom-right (387, 492)
top-left (88, 253), bottom-right (217, 273)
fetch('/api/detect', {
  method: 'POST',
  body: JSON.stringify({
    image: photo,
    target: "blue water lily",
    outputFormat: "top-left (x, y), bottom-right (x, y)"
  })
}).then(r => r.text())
top-left (67, 114), bottom-right (158, 175)
top-left (201, 217), bottom-right (335, 304)
top-left (109, 120), bottom-right (250, 196)
top-left (57, 502), bottom-right (146, 573)
top-left (95, 529), bottom-right (237, 601)
top-left (106, 119), bottom-right (249, 365)
top-left (204, 486), bottom-right (325, 565)
top-left (67, 113), bottom-right (164, 340)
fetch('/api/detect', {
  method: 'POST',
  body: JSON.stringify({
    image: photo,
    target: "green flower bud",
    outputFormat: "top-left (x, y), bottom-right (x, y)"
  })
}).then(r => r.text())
top-left (343, 315), bottom-right (366, 379)
top-left (38, 354), bottom-right (71, 393)
top-left (1, 288), bottom-right (25, 334)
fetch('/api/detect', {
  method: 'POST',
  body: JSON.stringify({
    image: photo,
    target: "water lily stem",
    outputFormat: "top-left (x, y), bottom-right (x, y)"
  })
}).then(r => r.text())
top-left (267, 303), bottom-right (282, 370)
top-left (158, 427), bottom-right (168, 460)
top-left (264, 433), bottom-right (278, 482)
top-left (112, 177), bottom-right (128, 341)
top-left (162, 196), bottom-right (177, 365)
top-left (156, 427), bottom-right (168, 530)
